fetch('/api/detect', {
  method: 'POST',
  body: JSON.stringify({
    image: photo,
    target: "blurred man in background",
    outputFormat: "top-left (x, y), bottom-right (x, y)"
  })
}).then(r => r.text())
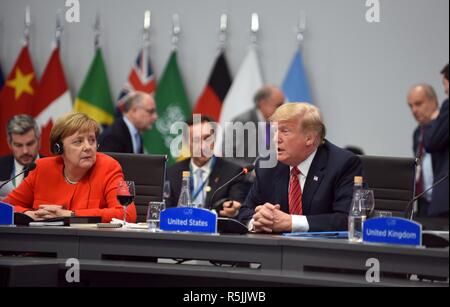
top-left (407, 84), bottom-right (439, 217)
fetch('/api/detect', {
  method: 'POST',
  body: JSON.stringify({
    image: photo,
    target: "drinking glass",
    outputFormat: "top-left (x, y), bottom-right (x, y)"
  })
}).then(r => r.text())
top-left (361, 189), bottom-right (375, 218)
top-left (147, 201), bottom-right (166, 232)
top-left (117, 180), bottom-right (135, 225)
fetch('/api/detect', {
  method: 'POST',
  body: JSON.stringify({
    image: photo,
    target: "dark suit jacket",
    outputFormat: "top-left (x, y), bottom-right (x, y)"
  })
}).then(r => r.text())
top-left (413, 125), bottom-right (432, 212)
top-left (238, 140), bottom-right (363, 232)
top-left (0, 155), bottom-right (14, 181)
top-left (165, 157), bottom-right (251, 211)
top-left (424, 99), bottom-right (449, 216)
top-left (98, 117), bottom-right (143, 154)
top-left (0, 155), bottom-right (45, 182)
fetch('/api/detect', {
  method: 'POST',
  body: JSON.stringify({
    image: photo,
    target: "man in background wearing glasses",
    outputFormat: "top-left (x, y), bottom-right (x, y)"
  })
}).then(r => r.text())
top-left (99, 91), bottom-right (158, 154)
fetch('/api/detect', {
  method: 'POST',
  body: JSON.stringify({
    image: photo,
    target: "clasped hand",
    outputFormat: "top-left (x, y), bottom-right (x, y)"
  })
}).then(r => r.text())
top-left (252, 203), bottom-right (292, 233)
top-left (25, 205), bottom-right (72, 220)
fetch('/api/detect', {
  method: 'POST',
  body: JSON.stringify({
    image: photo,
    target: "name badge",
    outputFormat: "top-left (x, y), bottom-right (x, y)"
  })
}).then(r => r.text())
top-left (363, 217), bottom-right (422, 246)
top-left (0, 202), bottom-right (14, 226)
top-left (160, 207), bottom-right (217, 234)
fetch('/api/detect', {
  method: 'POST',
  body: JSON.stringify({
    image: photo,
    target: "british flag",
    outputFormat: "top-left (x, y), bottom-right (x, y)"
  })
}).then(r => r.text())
top-left (117, 48), bottom-right (156, 110)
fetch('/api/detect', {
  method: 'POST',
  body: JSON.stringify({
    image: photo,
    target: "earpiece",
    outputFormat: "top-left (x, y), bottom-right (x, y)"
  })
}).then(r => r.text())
top-left (52, 142), bottom-right (64, 155)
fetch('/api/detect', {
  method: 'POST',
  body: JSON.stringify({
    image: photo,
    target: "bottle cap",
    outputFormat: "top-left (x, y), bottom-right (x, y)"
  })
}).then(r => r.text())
top-left (354, 176), bottom-right (363, 185)
top-left (182, 171), bottom-right (191, 177)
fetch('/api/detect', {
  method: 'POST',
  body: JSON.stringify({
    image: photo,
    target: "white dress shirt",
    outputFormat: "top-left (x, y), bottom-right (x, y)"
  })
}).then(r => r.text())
top-left (190, 158), bottom-right (214, 208)
top-left (123, 116), bottom-right (141, 154)
top-left (13, 159), bottom-right (25, 187)
top-left (290, 149), bottom-right (317, 233)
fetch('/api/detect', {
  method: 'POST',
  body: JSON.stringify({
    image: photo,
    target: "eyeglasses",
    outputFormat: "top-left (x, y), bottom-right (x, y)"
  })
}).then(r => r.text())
top-left (139, 107), bottom-right (157, 115)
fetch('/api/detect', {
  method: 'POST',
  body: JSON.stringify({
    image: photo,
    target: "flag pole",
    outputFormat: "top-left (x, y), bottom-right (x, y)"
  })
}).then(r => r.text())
top-left (250, 13), bottom-right (259, 47)
top-left (218, 13), bottom-right (228, 52)
top-left (94, 12), bottom-right (101, 51)
top-left (171, 14), bottom-right (180, 51)
top-left (296, 11), bottom-right (306, 49)
top-left (23, 6), bottom-right (31, 46)
top-left (143, 10), bottom-right (151, 47)
top-left (55, 9), bottom-right (63, 49)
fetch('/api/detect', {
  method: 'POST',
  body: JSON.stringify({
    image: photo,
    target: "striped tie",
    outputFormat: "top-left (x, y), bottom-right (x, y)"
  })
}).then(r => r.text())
top-left (289, 167), bottom-right (303, 215)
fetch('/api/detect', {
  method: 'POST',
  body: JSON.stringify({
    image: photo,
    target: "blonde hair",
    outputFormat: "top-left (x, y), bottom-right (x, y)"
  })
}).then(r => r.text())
top-left (50, 113), bottom-right (100, 152)
top-left (270, 103), bottom-right (326, 145)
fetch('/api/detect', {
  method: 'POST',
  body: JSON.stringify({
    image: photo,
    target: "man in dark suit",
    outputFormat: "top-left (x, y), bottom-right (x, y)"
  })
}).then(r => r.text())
top-left (423, 64), bottom-right (449, 217)
top-left (99, 91), bottom-right (158, 153)
top-left (166, 116), bottom-right (250, 218)
top-left (0, 115), bottom-right (42, 197)
top-left (407, 84), bottom-right (439, 217)
top-left (238, 103), bottom-right (363, 233)
top-left (225, 85), bottom-right (284, 167)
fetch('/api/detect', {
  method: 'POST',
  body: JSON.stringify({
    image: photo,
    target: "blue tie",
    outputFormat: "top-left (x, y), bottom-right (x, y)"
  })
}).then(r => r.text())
top-left (194, 169), bottom-right (205, 207)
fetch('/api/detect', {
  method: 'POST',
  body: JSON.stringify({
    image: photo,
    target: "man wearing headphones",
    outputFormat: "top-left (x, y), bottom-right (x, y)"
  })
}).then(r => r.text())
top-left (99, 91), bottom-right (158, 154)
top-left (4, 112), bottom-right (137, 223)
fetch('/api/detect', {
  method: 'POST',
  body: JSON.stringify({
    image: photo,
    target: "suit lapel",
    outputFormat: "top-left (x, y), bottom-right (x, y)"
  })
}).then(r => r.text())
top-left (302, 145), bottom-right (328, 215)
top-left (119, 117), bottom-right (135, 153)
top-left (0, 155), bottom-right (14, 180)
top-left (274, 163), bottom-right (290, 213)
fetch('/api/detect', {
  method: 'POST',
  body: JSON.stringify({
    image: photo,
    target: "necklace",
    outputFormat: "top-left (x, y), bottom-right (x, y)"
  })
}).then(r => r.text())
top-left (63, 170), bottom-right (78, 185)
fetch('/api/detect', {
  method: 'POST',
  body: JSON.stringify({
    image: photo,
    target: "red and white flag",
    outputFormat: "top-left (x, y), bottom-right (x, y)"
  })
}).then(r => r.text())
top-left (33, 47), bottom-right (72, 156)
top-left (0, 46), bottom-right (38, 155)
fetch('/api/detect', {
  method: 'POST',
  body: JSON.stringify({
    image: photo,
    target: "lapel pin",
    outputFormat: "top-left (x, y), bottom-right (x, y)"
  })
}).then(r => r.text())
top-left (313, 176), bottom-right (319, 182)
top-left (205, 186), bottom-right (212, 193)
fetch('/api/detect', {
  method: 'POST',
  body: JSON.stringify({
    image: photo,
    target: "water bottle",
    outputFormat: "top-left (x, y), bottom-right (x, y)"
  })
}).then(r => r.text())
top-left (348, 176), bottom-right (366, 242)
top-left (177, 171), bottom-right (192, 207)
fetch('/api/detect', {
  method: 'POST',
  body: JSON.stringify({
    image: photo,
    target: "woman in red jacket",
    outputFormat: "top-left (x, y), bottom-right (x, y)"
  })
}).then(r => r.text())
top-left (4, 112), bottom-right (137, 223)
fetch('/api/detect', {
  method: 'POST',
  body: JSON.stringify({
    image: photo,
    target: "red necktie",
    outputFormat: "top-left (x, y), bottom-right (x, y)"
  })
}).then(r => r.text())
top-left (289, 167), bottom-right (303, 215)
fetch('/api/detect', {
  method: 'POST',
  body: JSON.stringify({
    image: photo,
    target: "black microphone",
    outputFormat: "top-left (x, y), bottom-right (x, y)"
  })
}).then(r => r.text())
top-left (209, 163), bottom-right (255, 211)
top-left (0, 162), bottom-right (37, 190)
top-left (404, 173), bottom-right (449, 220)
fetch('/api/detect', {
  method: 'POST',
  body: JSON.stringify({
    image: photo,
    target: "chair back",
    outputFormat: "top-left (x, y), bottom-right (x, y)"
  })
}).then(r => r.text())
top-left (359, 155), bottom-right (416, 217)
top-left (106, 153), bottom-right (167, 222)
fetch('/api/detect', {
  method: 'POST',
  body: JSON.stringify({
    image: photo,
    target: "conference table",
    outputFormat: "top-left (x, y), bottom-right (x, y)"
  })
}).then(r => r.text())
top-left (0, 226), bottom-right (448, 287)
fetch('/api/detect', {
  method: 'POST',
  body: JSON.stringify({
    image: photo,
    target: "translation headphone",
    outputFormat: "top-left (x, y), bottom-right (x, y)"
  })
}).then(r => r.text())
top-left (52, 141), bottom-right (64, 155)
top-left (51, 140), bottom-right (100, 155)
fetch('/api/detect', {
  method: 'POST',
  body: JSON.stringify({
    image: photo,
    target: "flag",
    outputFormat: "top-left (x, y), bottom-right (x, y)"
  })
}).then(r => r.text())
top-left (74, 48), bottom-right (114, 126)
top-left (193, 52), bottom-right (232, 122)
top-left (282, 50), bottom-right (312, 103)
top-left (143, 51), bottom-right (191, 165)
top-left (0, 46), bottom-right (38, 155)
top-left (219, 47), bottom-right (263, 125)
top-left (117, 48), bottom-right (156, 109)
top-left (33, 47), bottom-right (72, 156)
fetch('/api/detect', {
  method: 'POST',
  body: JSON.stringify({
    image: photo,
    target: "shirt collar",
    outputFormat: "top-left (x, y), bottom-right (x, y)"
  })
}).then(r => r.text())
top-left (13, 155), bottom-right (39, 173)
top-left (123, 116), bottom-right (139, 138)
top-left (13, 159), bottom-right (24, 174)
top-left (190, 157), bottom-right (214, 177)
top-left (290, 149), bottom-right (317, 177)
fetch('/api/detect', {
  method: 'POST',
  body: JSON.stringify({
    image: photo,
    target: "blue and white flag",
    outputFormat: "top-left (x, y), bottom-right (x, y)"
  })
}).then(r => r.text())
top-left (282, 50), bottom-right (312, 103)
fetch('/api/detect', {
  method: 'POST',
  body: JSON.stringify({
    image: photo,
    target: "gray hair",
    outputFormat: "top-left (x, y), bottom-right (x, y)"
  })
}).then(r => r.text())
top-left (411, 83), bottom-right (439, 105)
top-left (7, 114), bottom-right (40, 143)
top-left (253, 86), bottom-right (274, 105)
top-left (122, 91), bottom-right (148, 113)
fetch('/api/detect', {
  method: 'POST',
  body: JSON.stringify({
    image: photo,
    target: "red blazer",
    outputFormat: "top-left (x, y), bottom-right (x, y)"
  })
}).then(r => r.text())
top-left (4, 153), bottom-right (137, 223)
